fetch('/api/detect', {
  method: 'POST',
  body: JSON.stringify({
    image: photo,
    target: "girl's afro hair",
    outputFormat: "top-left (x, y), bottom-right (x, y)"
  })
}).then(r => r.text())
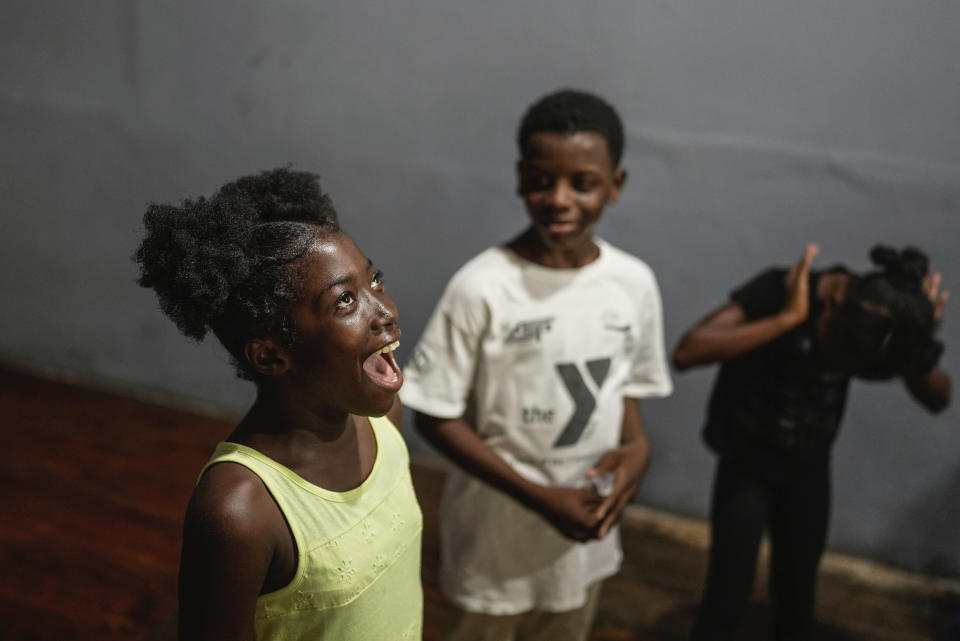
top-left (134, 167), bottom-right (340, 379)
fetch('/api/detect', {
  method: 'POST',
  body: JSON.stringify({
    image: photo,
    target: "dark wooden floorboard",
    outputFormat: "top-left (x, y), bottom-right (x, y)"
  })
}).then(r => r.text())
top-left (1, 366), bottom-right (957, 640)
top-left (0, 368), bottom-right (221, 641)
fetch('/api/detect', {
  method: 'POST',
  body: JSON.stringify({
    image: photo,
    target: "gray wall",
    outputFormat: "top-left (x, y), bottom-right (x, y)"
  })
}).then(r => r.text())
top-left (3, 1), bottom-right (958, 577)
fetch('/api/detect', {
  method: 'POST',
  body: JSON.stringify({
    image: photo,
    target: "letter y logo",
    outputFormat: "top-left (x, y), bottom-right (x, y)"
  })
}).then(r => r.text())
top-left (552, 357), bottom-right (611, 447)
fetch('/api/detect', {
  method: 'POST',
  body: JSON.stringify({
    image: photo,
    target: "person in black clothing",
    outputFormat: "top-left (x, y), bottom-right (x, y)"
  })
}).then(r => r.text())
top-left (674, 243), bottom-right (951, 641)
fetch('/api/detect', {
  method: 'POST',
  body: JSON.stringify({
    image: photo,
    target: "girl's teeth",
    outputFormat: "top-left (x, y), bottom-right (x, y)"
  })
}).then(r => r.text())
top-left (376, 340), bottom-right (399, 355)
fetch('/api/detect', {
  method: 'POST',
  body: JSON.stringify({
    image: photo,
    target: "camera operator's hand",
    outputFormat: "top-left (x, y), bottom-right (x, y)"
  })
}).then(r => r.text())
top-left (781, 244), bottom-right (819, 326)
top-left (903, 268), bottom-right (951, 413)
top-left (923, 270), bottom-right (948, 322)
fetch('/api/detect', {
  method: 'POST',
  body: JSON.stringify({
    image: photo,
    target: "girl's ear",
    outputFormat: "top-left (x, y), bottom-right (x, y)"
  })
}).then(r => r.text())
top-left (244, 338), bottom-right (291, 377)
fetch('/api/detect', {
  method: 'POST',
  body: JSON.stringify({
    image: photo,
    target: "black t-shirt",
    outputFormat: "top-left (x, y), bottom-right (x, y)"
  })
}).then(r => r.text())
top-left (703, 267), bottom-right (852, 477)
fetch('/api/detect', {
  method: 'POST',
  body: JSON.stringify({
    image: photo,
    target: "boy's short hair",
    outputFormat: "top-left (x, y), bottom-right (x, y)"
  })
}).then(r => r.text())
top-left (517, 89), bottom-right (625, 167)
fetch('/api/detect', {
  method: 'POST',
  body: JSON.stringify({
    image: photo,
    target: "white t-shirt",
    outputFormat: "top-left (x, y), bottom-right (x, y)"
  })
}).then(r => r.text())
top-left (400, 239), bottom-right (673, 614)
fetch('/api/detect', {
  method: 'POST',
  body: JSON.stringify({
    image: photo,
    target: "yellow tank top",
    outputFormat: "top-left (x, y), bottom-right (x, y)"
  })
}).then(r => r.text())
top-left (201, 415), bottom-right (423, 640)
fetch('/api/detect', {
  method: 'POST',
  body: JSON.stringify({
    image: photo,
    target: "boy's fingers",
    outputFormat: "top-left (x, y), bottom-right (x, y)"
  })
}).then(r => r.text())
top-left (594, 479), bottom-right (625, 518)
top-left (587, 452), bottom-right (617, 477)
top-left (594, 475), bottom-right (633, 520)
top-left (598, 493), bottom-right (632, 539)
top-left (595, 495), bottom-right (615, 520)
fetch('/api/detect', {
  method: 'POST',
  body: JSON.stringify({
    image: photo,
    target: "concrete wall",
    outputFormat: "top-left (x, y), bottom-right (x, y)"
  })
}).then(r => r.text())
top-left (3, 1), bottom-right (958, 577)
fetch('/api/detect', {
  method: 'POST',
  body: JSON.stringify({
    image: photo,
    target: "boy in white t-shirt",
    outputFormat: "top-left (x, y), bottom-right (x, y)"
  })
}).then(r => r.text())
top-left (400, 89), bottom-right (673, 641)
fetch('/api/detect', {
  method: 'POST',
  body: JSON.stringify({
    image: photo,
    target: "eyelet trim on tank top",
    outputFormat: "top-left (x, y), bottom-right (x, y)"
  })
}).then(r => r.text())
top-left (201, 416), bottom-right (423, 639)
top-left (210, 418), bottom-right (385, 502)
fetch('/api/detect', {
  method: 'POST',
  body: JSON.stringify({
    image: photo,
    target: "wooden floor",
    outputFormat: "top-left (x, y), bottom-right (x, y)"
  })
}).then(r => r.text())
top-left (2, 365), bottom-right (958, 641)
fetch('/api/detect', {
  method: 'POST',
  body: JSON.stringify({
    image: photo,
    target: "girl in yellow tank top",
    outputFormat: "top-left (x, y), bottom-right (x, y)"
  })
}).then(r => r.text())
top-left (135, 168), bottom-right (423, 640)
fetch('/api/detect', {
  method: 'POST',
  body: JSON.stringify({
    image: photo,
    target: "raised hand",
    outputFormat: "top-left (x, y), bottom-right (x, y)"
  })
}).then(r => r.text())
top-left (782, 243), bottom-right (820, 326)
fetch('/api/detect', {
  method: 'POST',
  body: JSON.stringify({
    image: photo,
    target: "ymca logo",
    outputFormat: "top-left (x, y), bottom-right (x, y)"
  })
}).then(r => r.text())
top-left (505, 317), bottom-right (554, 344)
top-left (553, 357), bottom-right (611, 447)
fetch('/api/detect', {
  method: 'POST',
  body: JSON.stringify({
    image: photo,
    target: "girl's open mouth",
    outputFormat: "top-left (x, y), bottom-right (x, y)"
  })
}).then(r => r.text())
top-left (362, 340), bottom-right (402, 390)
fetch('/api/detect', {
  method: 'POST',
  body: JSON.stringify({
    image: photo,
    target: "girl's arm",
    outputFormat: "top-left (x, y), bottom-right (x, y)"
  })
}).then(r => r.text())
top-left (414, 411), bottom-right (604, 541)
top-left (673, 244), bottom-right (819, 370)
top-left (178, 466), bottom-right (286, 641)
